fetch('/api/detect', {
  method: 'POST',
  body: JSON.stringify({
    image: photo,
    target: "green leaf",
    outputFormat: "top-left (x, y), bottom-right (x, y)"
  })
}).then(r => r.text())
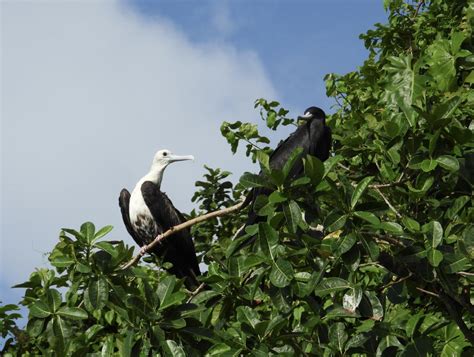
top-left (269, 258), bottom-right (294, 288)
top-left (351, 176), bottom-right (373, 209)
top-left (57, 307), bottom-right (88, 320)
top-left (421, 159), bottom-right (438, 172)
top-left (405, 313), bottom-right (422, 337)
top-left (314, 278), bottom-right (351, 296)
top-left (101, 336), bottom-right (114, 356)
top-left (283, 200), bottom-right (303, 233)
top-left (332, 233), bottom-right (357, 256)
top-left (329, 322), bottom-right (348, 354)
top-left (446, 195), bottom-right (470, 219)
top-left (379, 222), bottom-right (404, 235)
top-left (239, 172), bottom-right (269, 189)
top-left (50, 255), bottom-right (74, 268)
top-left (46, 289), bottom-right (62, 313)
top-left (81, 222), bottom-right (96, 244)
top-left (85, 324), bottom-right (104, 341)
top-left (427, 248), bottom-right (443, 267)
top-left (258, 223), bottom-right (278, 262)
top-left (236, 306), bottom-right (260, 329)
top-left (256, 151), bottom-right (270, 173)
top-left (304, 155), bottom-right (324, 184)
top-left (29, 301), bottom-right (52, 318)
top-left (436, 155), bottom-right (459, 171)
top-left (343, 286), bottom-right (363, 312)
top-left (52, 316), bottom-right (67, 352)
top-left (163, 340), bottom-right (186, 357)
top-left (268, 191), bottom-right (287, 203)
top-left (354, 211), bottom-right (380, 226)
top-left (84, 277), bottom-right (108, 312)
top-left (402, 216), bottom-right (420, 232)
top-left (376, 335), bottom-right (402, 356)
top-left (282, 147), bottom-right (303, 179)
top-left (95, 241), bottom-right (118, 257)
top-left (430, 221), bottom-right (443, 249)
top-left (364, 291), bottom-right (383, 320)
top-left (158, 276), bottom-right (185, 310)
top-left (92, 225), bottom-right (113, 244)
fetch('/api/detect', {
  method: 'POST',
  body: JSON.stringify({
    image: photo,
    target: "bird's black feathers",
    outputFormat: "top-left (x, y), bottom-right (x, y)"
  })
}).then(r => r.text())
top-left (237, 106), bottom-right (332, 247)
top-left (119, 189), bottom-right (142, 247)
top-left (119, 183), bottom-right (200, 288)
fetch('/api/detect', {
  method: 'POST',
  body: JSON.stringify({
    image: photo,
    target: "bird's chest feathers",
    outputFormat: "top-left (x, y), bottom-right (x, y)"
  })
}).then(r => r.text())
top-left (129, 186), bottom-right (159, 239)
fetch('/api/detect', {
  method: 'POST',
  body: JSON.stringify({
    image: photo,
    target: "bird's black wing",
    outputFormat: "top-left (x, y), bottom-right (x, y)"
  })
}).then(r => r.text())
top-left (119, 189), bottom-right (144, 247)
top-left (141, 181), bottom-right (201, 287)
top-left (311, 123), bottom-right (331, 162)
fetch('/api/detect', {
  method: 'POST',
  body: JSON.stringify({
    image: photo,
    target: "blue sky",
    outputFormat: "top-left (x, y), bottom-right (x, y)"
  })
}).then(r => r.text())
top-left (1, 0), bottom-right (387, 331)
top-left (124, 0), bottom-right (386, 110)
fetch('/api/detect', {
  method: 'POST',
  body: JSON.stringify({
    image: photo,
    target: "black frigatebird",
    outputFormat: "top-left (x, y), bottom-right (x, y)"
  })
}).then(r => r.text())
top-left (119, 149), bottom-right (200, 288)
top-left (239, 106), bottom-right (332, 241)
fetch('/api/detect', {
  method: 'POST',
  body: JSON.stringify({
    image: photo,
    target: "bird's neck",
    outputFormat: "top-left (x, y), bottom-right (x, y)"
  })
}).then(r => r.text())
top-left (141, 165), bottom-right (166, 188)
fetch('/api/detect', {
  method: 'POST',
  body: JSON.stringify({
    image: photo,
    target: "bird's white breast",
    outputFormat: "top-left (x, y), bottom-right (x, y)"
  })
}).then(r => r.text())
top-left (129, 181), bottom-right (159, 238)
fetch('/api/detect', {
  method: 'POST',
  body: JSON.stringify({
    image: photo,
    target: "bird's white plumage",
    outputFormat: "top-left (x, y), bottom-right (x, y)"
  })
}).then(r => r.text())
top-left (128, 149), bottom-right (194, 240)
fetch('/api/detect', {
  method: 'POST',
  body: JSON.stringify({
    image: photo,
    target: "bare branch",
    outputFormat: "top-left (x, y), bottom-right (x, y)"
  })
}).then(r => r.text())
top-left (187, 283), bottom-right (206, 303)
top-left (416, 287), bottom-right (440, 298)
top-left (121, 200), bottom-right (246, 270)
top-left (379, 273), bottom-right (412, 291)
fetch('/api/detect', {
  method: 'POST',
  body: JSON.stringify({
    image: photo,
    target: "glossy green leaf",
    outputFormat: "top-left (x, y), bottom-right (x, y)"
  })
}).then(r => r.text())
top-left (436, 155), bottom-right (460, 171)
top-left (343, 286), bottom-right (363, 312)
top-left (29, 301), bottom-right (52, 318)
top-left (84, 277), bottom-right (108, 312)
top-left (239, 172), bottom-right (268, 188)
top-left (421, 159), bottom-right (438, 172)
top-left (314, 278), bottom-right (351, 296)
top-left (329, 322), bottom-right (348, 353)
top-left (57, 307), bottom-right (88, 320)
top-left (269, 258), bottom-right (294, 288)
top-left (427, 248), bottom-right (443, 267)
top-left (81, 222), bottom-right (96, 244)
top-left (258, 222), bottom-right (278, 262)
top-left (332, 233), bottom-right (357, 256)
top-left (354, 211), bottom-right (380, 225)
top-left (283, 200), bottom-right (303, 233)
top-left (92, 225), bottom-right (113, 243)
top-left (304, 155), bottom-right (324, 184)
top-left (351, 176), bottom-right (373, 209)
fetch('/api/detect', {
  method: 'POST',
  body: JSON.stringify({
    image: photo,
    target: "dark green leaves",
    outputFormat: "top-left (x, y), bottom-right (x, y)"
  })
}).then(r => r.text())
top-left (351, 176), bottom-right (373, 209)
top-left (269, 259), bottom-right (294, 288)
top-left (84, 278), bottom-right (108, 312)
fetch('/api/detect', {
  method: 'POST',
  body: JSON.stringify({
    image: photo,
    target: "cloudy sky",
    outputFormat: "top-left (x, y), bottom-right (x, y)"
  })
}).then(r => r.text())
top-left (1, 0), bottom-right (386, 311)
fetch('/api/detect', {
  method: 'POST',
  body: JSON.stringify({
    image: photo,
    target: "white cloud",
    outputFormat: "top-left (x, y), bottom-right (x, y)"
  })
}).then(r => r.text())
top-left (0, 0), bottom-right (277, 285)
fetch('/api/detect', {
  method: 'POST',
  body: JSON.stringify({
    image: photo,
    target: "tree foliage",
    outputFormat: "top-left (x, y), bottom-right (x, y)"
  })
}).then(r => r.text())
top-left (2, 1), bottom-right (473, 355)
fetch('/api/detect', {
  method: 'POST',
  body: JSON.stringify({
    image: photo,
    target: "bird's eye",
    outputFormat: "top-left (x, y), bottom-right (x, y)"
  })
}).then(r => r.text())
top-left (163, 152), bottom-right (168, 157)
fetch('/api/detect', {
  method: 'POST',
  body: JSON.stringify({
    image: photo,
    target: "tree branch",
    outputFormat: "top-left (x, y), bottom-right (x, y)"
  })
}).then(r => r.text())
top-left (374, 186), bottom-right (402, 219)
top-left (121, 200), bottom-right (246, 270)
top-left (187, 283), bottom-right (206, 303)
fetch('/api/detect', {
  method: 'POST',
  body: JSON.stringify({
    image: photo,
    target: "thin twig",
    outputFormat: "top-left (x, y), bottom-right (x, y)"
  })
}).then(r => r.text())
top-left (379, 273), bottom-right (413, 291)
top-left (413, 0), bottom-right (425, 18)
top-left (121, 200), bottom-right (246, 270)
top-left (187, 283), bottom-right (206, 303)
top-left (374, 186), bottom-right (402, 219)
top-left (416, 287), bottom-right (440, 298)
top-left (458, 271), bottom-right (474, 277)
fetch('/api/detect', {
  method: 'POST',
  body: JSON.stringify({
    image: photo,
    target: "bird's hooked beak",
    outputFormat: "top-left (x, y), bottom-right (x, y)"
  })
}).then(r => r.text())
top-left (168, 154), bottom-right (194, 163)
top-left (297, 112), bottom-right (313, 121)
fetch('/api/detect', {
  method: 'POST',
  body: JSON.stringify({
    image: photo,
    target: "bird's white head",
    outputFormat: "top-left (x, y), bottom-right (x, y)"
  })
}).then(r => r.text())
top-left (143, 149), bottom-right (194, 188)
top-left (151, 149), bottom-right (194, 171)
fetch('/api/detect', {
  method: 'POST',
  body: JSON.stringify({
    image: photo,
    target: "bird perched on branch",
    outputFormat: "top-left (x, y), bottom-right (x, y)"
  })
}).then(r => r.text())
top-left (119, 149), bottom-right (200, 288)
top-left (238, 106), bottom-right (332, 242)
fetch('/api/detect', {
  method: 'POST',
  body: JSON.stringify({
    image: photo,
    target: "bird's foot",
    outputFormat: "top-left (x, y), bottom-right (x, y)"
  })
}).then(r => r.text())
top-left (139, 246), bottom-right (148, 256)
